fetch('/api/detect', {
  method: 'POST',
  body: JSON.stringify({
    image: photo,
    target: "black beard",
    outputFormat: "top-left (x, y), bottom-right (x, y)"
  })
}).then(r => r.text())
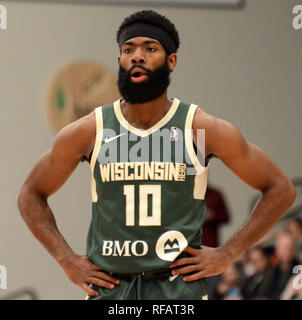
top-left (117, 58), bottom-right (171, 104)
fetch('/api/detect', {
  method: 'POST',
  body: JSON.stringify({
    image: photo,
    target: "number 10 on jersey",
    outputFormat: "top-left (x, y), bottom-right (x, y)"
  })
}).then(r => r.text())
top-left (123, 185), bottom-right (161, 226)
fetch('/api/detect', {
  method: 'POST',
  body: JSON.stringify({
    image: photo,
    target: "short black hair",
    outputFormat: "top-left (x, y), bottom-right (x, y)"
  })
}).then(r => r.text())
top-left (116, 10), bottom-right (180, 53)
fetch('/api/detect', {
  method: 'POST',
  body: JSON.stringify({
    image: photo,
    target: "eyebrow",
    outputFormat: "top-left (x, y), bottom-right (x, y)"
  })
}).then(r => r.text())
top-left (123, 40), bottom-right (160, 46)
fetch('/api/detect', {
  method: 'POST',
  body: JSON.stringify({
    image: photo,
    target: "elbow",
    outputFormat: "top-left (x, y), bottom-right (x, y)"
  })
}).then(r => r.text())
top-left (275, 177), bottom-right (296, 208)
top-left (17, 184), bottom-right (36, 219)
top-left (287, 180), bottom-right (296, 206)
top-left (18, 184), bottom-right (48, 218)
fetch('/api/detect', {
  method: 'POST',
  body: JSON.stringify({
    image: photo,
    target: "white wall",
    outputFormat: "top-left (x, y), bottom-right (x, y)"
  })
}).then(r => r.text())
top-left (0, 0), bottom-right (301, 299)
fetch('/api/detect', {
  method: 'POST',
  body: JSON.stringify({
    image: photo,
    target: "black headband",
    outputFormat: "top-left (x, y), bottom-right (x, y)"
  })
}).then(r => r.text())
top-left (118, 22), bottom-right (177, 55)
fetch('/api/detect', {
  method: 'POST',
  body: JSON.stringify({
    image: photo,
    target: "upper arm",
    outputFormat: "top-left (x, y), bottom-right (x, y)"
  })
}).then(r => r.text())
top-left (21, 112), bottom-right (96, 198)
top-left (193, 108), bottom-right (291, 193)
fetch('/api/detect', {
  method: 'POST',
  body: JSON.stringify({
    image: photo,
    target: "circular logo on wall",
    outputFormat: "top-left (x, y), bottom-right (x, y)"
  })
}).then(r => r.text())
top-left (45, 60), bottom-right (121, 132)
top-left (155, 230), bottom-right (188, 261)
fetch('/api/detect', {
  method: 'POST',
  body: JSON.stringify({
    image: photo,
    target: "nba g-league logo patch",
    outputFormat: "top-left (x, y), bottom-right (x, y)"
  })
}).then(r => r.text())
top-left (0, 4), bottom-right (7, 30)
top-left (0, 265), bottom-right (7, 289)
top-left (170, 127), bottom-right (178, 141)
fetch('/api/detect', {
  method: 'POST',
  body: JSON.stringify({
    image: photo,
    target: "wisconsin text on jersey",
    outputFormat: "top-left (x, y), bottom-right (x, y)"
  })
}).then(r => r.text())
top-left (99, 161), bottom-right (187, 182)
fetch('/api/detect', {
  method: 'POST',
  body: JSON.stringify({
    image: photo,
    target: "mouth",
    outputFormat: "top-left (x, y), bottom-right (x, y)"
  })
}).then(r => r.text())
top-left (130, 69), bottom-right (149, 83)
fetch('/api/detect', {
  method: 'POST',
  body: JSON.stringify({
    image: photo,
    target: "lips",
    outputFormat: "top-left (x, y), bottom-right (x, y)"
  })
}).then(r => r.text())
top-left (130, 68), bottom-right (149, 83)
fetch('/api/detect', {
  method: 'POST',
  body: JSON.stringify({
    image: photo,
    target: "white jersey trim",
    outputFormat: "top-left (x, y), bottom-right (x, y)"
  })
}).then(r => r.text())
top-left (90, 106), bottom-right (103, 203)
top-left (185, 104), bottom-right (209, 200)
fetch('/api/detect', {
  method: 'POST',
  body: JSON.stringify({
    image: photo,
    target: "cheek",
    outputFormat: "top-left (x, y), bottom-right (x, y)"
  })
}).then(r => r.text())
top-left (147, 51), bottom-right (166, 67)
top-left (119, 55), bottom-right (131, 68)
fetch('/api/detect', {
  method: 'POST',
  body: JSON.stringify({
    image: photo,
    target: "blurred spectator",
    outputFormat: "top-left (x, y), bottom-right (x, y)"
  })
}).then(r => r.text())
top-left (205, 199), bottom-right (302, 300)
top-left (264, 232), bottom-right (300, 299)
top-left (207, 232), bottom-right (300, 300)
top-left (202, 185), bottom-right (230, 247)
top-left (235, 251), bottom-right (256, 280)
top-left (280, 264), bottom-right (302, 300)
top-left (212, 262), bottom-right (243, 300)
top-left (241, 246), bottom-right (273, 299)
top-left (285, 218), bottom-right (302, 239)
top-left (285, 218), bottom-right (302, 259)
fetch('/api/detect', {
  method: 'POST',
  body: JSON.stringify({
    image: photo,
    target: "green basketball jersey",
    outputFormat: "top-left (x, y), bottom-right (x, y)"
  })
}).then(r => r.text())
top-left (87, 98), bottom-right (209, 273)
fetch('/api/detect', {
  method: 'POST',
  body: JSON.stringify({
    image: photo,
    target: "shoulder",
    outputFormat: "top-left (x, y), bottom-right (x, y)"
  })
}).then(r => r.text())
top-left (191, 106), bottom-right (247, 158)
top-left (52, 110), bottom-right (96, 161)
top-left (192, 106), bottom-right (233, 134)
top-left (62, 109), bottom-right (96, 142)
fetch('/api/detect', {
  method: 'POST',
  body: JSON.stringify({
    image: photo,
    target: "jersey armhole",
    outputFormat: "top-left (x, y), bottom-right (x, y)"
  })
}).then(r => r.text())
top-left (90, 107), bottom-right (103, 203)
top-left (90, 107), bottom-right (103, 173)
top-left (185, 104), bottom-right (209, 200)
top-left (185, 104), bottom-right (209, 170)
top-left (193, 143), bottom-right (210, 167)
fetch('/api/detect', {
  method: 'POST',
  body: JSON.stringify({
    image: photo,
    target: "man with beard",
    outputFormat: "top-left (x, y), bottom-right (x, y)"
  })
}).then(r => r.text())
top-left (18, 10), bottom-right (296, 300)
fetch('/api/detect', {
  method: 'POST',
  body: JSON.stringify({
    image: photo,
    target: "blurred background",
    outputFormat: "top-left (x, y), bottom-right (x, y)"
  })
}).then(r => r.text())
top-left (0, 0), bottom-right (301, 299)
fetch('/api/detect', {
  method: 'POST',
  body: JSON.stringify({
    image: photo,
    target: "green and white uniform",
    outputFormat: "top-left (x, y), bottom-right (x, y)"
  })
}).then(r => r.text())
top-left (87, 98), bottom-right (209, 299)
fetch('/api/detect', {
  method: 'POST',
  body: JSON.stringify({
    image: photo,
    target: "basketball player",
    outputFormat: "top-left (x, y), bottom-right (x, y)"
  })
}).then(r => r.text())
top-left (18, 10), bottom-right (296, 300)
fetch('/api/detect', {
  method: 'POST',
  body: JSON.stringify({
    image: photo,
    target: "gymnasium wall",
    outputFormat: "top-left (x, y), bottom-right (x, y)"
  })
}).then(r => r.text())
top-left (0, 0), bottom-right (301, 299)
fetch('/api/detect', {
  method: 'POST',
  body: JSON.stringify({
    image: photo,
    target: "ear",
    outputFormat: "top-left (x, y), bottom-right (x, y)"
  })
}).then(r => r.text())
top-left (118, 56), bottom-right (121, 66)
top-left (167, 53), bottom-right (177, 72)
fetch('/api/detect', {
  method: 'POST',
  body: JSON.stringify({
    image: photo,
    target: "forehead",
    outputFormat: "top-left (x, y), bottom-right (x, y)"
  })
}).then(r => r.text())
top-left (122, 36), bottom-right (162, 47)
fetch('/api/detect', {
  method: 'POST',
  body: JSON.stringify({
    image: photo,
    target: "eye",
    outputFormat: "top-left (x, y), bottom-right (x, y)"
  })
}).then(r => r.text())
top-left (123, 48), bottom-right (132, 54)
top-left (147, 47), bottom-right (156, 52)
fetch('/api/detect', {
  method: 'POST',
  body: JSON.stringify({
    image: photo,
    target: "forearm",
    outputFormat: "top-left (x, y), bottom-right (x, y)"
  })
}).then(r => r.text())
top-left (221, 180), bottom-right (296, 261)
top-left (17, 186), bottom-right (75, 265)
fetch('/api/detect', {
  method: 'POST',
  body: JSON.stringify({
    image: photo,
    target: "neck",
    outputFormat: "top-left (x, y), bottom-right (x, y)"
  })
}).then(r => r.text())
top-left (120, 91), bottom-right (173, 130)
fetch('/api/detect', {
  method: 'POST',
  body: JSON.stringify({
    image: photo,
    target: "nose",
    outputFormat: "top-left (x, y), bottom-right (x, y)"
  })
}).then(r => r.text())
top-left (131, 48), bottom-right (145, 64)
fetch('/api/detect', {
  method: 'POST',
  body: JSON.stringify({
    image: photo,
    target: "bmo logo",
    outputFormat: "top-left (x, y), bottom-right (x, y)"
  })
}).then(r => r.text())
top-left (101, 240), bottom-right (148, 257)
top-left (100, 231), bottom-right (188, 260)
top-left (156, 230), bottom-right (188, 261)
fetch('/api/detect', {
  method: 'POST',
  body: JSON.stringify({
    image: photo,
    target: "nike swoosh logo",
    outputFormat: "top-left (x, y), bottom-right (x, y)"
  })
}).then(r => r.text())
top-left (104, 133), bottom-right (126, 143)
top-left (169, 275), bottom-right (178, 282)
